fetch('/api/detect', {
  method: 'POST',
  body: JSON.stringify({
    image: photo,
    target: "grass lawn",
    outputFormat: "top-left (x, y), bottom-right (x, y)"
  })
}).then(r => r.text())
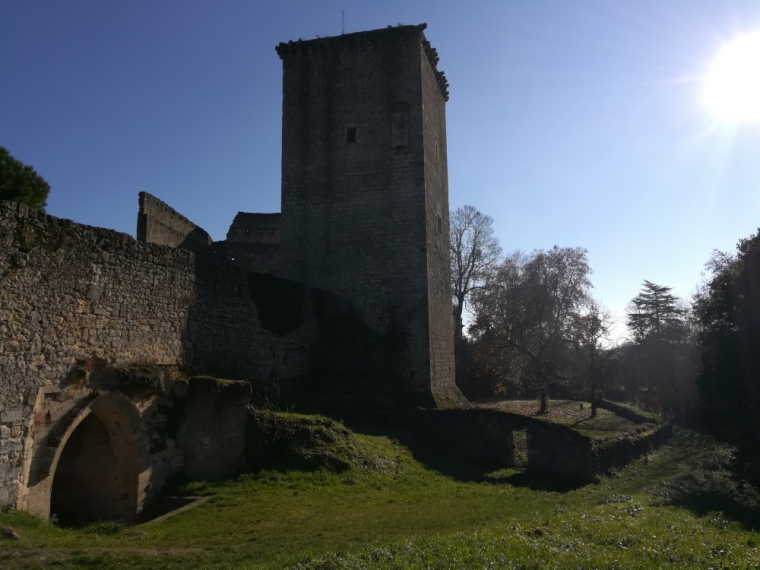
top-left (481, 399), bottom-right (651, 439)
top-left (1, 422), bottom-right (758, 569)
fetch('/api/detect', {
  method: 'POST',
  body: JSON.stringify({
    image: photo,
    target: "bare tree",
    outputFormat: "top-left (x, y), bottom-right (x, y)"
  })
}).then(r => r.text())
top-left (471, 247), bottom-right (592, 412)
top-left (569, 299), bottom-right (616, 417)
top-left (450, 205), bottom-right (502, 342)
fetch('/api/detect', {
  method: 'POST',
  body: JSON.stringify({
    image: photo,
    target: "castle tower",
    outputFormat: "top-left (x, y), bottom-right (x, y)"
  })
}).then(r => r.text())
top-left (275, 24), bottom-right (467, 408)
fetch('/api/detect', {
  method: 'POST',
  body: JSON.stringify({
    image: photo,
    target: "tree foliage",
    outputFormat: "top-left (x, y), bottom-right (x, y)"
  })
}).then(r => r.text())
top-left (449, 205), bottom-right (502, 342)
top-left (0, 146), bottom-right (50, 210)
top-left (695, 230), bottom-right (760, 477)
top-left (621, 281), bottom-right (698, 417)
top-left (626, 280), bottom-right (685, 342)
top-left (470, 247), bottom-right (592, 411)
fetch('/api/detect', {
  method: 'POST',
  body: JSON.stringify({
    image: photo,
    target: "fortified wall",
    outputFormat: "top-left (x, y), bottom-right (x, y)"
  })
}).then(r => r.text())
top-left (0, 23), bottom-right (470, 521)
top-left (0, 197), bottom-right (431, 515)
top-left (0, 200), bottom-right (318, 511)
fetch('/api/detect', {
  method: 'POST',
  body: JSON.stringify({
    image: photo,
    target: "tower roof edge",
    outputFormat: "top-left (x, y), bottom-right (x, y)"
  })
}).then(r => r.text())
top-left (274, 23), bottom-right (448, 101)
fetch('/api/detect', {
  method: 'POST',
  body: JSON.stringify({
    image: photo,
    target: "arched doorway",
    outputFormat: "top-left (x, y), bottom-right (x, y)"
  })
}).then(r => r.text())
top-left (40, 393), bottom-right (144, 525)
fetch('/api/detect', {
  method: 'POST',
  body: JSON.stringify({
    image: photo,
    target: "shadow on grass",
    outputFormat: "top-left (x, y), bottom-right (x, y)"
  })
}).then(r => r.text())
top-left (340, 418), bottom-right (590, 491)
top-left (671, 494), bottom-right (760, 531)
top-left (486, 469), bottom-right (589, 492)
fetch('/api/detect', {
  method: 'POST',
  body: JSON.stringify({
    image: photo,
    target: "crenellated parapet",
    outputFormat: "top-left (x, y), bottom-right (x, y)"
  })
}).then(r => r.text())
top-left (275, 23), bottom-right (449, 102)
top-left (421, 36), bottom-right (449, 101)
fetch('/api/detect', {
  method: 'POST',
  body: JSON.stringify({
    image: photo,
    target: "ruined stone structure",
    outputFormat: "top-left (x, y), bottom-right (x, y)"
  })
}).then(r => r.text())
top-left (0, 24), bottom-right (468, 522)
top-left (276, 24), bottom-right (464, 408)
top-left (211, 213), bottom-right (281, 274)
top-left (136, 191), bottom-right (212, 253)
top-left (0, 201), bottom-right (323, 517)
top-left (227, 213), bottom-right (280, 244)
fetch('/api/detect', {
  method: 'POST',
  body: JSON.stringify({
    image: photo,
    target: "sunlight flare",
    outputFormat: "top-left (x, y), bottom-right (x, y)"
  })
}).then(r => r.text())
top-left (703, 31), bottom-right (760, 125)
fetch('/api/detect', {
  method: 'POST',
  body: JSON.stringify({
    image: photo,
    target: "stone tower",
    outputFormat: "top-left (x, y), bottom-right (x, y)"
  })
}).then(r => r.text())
top-left (275, 24), bottom-right (467, 408)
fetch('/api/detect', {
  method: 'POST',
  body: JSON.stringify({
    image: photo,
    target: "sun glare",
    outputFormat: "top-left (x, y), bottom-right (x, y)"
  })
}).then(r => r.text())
top-left (703, 31), bottom-right (760, 125)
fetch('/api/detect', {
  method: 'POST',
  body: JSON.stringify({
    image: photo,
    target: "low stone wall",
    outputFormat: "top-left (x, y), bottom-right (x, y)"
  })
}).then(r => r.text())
top-left (175, 377), bottom-right (251, 481)
top-left (597, 400), bottom-right (653, 425)
top-left (396, 408), bottom-right (673, 482)
top-left (593, 423), bottom-right (673, 475)
top-left (401, 408), bottom-right (595, 481)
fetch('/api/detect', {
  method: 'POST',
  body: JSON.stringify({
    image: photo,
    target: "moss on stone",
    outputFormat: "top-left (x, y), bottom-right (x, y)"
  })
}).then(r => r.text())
top-left (245, 408), bottom-right (400, 474)
top-left (189, 376), bottom-right (252, 404)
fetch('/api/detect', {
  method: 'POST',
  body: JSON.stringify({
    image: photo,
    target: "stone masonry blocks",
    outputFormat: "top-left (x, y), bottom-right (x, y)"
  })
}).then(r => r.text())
top-left (276, 24), bottom-right (466, 408)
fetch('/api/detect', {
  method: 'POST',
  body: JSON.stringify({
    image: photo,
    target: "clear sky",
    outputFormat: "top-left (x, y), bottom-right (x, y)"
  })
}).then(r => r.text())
top-left (2, 0), bottom-right (759, 332)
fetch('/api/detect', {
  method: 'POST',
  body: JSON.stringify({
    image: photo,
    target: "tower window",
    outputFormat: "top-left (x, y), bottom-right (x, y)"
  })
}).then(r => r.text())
top-left (346, 127), bottom-right (357, 144)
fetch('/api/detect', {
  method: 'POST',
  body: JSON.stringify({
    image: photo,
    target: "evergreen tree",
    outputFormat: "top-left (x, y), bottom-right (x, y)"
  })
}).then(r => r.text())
top-left (695, 230), bottom-right (760, 479)
top-left (626, 281), bottom-right (685, 342)
top-left (0, 146), bottom-right (50, 210)
top-left (623, 281), bottom-right (697, 416)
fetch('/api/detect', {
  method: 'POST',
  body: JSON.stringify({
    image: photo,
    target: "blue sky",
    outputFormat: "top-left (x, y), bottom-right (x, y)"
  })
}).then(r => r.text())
top-left (2, 1), bottom-right (759, 332)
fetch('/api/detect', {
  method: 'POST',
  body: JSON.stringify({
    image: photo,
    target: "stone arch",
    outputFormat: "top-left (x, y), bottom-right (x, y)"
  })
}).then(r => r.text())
top-left (23, 391), bottom-right (151, 523)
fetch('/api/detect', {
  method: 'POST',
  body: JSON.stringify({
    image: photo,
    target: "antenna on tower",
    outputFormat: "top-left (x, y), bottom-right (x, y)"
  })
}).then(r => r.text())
top-left (342, 10), bottom-right (345, 34)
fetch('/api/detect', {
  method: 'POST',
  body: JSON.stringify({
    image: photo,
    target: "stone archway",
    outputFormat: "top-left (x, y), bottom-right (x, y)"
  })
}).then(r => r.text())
top-left (50, 412), bottom-right (136, 524)
top-left (22, 391), bottom-right (150, 523)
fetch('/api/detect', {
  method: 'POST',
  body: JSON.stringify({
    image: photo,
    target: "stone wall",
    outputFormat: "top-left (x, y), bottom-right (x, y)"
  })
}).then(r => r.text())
top-left (209, 241), bottom-right (280, 274)
top-left (597, 399), bottom-right (653, 425)
top-left (14, 365), bottom-right (250, 522)
top-left (175, 376), bottom-right (251, 481)
top-left (593, 423), bottom-right (673, 475)
top-left (209, 212), bottom-right (282, 274)
top-left (419, 35), bottom-right (457, 407)
top-left (0, 201), bottom-right (319, 508)
top-left (403, 408), bottom-right (595, 481)
top-left (400, 408), bottom-right (673, 482)
top-left (137, 191), bottom-right (212, 253)
top-left (276, 25), bottom-right (465, 408)
top-left (227, 212), bottom-right (280, 244)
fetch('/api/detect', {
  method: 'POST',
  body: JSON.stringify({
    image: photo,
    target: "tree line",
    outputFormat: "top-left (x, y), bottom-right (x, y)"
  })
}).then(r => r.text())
top-left (450, 204), bottom-right (760, 479)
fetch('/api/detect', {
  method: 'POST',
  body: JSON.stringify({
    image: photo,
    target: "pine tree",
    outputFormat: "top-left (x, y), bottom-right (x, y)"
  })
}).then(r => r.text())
top-left (0, 146), bottom-right (50, 211)
top-left (626, 281), bottom-right (684, 342)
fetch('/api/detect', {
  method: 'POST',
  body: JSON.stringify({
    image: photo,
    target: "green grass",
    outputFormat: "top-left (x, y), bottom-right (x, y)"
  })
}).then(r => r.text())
top-left (1, 424), bottom-right (758, 569)
top-left (482, 399), bottom-right (647, 440)
top-left (604, 400), bottom-right (659, 420)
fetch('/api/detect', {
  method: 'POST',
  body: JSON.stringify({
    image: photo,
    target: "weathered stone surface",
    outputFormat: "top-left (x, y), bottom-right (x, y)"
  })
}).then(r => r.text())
top-left (136, 192), bottom-right (212, 253)
top-left (276, 25), bottom-right (466, 409)
top-left (226, 212), bottom-right (280, 244)
top-left (0, 24), bottom-right (474, 521)
top-left (0, 201), bottom-right (318, 510)
top-left (209, 241), bottom-right (280, 274)
top-left (402, 408), bottom-right (596, 481)
top-left (176, 377), bottom-right (249, 480)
